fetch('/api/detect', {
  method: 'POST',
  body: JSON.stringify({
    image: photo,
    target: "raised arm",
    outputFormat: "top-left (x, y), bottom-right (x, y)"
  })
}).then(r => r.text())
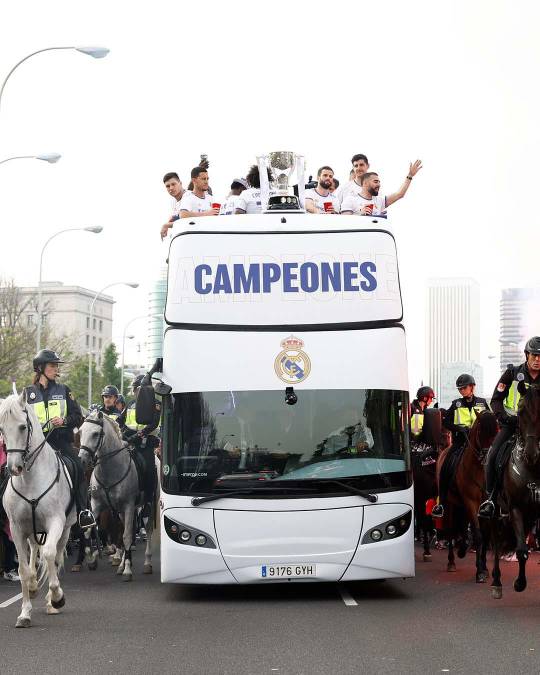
top-left (385, 160), bottom-right (422, 207)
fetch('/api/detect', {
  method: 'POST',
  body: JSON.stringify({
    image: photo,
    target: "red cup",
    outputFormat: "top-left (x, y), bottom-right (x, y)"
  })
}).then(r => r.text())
top-left (323, 202), bottom-right (333, 213)
top-left (212, 203), bottom-right (221, 211)
top-left (364, 203), bottom-right (374, 214)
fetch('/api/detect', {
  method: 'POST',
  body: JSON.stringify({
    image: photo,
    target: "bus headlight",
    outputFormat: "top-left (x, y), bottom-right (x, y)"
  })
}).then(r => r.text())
top-left (164, 515), bottom-right (217, 549)
top-left (361, 510), bottom-right (412, 545)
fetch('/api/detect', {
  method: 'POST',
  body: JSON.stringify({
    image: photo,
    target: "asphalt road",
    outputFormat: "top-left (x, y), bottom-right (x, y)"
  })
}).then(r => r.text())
top-left (2, 539), bottom-right (540, 675)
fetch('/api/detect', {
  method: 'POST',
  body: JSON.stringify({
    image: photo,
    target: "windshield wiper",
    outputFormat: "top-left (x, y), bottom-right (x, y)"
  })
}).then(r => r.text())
top-left (191, 486), bottom-right (314, 506)
top-left (314, 479), bottom-right (378, 503)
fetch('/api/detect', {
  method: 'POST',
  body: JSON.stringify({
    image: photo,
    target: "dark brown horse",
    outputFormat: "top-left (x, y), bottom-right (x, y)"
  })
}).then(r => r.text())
top-left (436, 410), bottom-right (499, 582)
top-left (491, 383), bottom-right (540, 599)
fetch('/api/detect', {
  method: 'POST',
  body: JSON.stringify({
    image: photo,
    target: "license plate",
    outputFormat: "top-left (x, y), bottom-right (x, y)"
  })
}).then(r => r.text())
top-left (261, 564), bottom-right (317, 579)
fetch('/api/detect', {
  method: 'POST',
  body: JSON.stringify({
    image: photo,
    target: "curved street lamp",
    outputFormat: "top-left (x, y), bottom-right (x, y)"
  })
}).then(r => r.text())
top-left (36, 226), bottom-right (103, 351)
top-left (88, 282), bottom-right (139, 407)
top-left (0, 45), bottom-right (110, 114)
top-left (0, 152), bottom-right (62, 166)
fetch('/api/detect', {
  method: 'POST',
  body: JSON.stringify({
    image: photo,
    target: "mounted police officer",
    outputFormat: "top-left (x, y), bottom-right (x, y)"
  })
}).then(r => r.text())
top-left (478, 336), bottom-right (540, 518)
top-left (115, 394), bottom-right (126, 416)
top-left (97, 384), bottom-right (121, 419)
top-left (431, 373), bottom-right (489, 518)
top-left (410, 386), bottom-right (436, 445)
top-left (118, 374), bottom-right (160, 502)
top-left (24, 349), bottom-right (94, 528)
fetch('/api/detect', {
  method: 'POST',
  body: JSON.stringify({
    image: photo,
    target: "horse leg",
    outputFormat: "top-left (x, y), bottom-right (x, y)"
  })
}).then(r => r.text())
top-left (71, 524), bottom-right (85, 572)
top-left (28, 538), bottom-right (39, 598)
top-left (422, 514), bottom-right (432, 561)
top-left (491, 520), bottom-right (503, 599)
top-left (12, 531), bottom-right (32, 628)
top-left (473, 522), bottom-right (487, 583)
top-left (447, 538), bottom-right (456, 572)
top-left (120, 504), bottom-right (135, 581)
top-left (511, 507), bottom-right (528, 593)
top-left (143, 500), bottom-right (154, 574)
top-left (44, 520), bottom-right (66, 615)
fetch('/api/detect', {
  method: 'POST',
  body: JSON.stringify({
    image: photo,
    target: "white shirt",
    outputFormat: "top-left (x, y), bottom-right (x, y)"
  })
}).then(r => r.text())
top-left (340, 192), bottom-right (387, 216)
top-left (235, 187), bottom-right (277, 214)
top-left (219, 195), bottom-right (241, 215)
top-left (304, 188), bottom-right (339, 214)
top-left (179, 190), bottom-right (212, 214)
top-left (334, 179), bottom-right (363, 209)
top-left (171, 196), bottom-right (183, 217)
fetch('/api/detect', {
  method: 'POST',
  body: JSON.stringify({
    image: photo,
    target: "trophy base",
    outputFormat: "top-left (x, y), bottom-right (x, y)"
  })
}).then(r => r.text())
top-left (266, 195), bottom-right (302, 211)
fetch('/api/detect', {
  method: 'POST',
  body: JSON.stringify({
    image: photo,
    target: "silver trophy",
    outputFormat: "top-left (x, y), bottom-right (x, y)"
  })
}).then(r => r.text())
top-left (268, 151), bottom-right (297, 194)
top-left (257, 151), bottom-right (306, 211)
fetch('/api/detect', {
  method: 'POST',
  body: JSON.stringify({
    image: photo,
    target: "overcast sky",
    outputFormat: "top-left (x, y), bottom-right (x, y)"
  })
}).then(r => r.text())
top-left (1, 0), bottom-right (539, 393)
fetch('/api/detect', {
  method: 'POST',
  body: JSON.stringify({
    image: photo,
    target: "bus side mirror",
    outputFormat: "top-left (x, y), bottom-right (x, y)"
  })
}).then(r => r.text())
top-left (136, 374), bottom-right (157, 425)
top-left (422, 408), bottom-right (442, 447)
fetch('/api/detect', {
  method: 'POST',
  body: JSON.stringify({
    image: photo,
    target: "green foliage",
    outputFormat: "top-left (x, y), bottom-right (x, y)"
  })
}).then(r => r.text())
top-left (101, 343), bottom-right (122, 390)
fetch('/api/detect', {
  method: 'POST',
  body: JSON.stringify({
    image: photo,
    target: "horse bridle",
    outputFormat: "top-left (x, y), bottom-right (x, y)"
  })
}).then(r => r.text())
top-left (6, 407), bottom-right (56, 471)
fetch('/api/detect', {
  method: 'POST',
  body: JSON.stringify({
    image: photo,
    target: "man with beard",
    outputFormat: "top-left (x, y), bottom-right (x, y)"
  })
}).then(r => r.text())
top-left (305, 166), bottom-right (339, 214)
top-left (179, 166), bottom-right (218, 218)
top-left (341, 160), bottom-right (422, 216)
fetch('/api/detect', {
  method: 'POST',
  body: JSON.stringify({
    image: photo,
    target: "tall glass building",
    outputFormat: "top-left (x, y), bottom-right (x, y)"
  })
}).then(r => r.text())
top-left (500, 288), bottom-right (540, 372)
top-left (147, 265), bottom-right (167, 369)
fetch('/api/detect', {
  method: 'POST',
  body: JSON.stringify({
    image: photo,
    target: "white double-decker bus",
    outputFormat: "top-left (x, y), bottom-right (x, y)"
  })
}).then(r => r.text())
top-left (150, 201), bottom-right (413, 584)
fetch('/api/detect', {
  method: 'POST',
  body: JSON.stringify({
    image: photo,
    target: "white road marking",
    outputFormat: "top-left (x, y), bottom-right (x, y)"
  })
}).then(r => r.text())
top-left (338, 585), bottom-right (358, 606)
top-left (0, 592), bottom-right (22, 608)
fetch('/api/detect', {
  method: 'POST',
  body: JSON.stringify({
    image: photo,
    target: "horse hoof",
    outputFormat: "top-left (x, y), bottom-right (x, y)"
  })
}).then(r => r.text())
top-left (71, 564), bottom-right (82, 573)
top-left (88, 560), bottom-right (98, 571)
top-left (423, 554), bottom-right (432, 562)
top-left (46, 606), bottom-right (60, 615)
top-left (51, 593), bottom-right (65, 609)
top-left (16, 617), bottom-right (31, 628)
top-left (143, 564), bottom-right (152, 574)
top-left (514, 578), bottom-right (527, 593)
top-left (122, 573), bottom-right (133, 582)
top-left (491, 586), bottom-right (503, 599)
top-left (447, 563), bottom-right (456, 572)
top-left (476, 573), bottom-right (487, 584)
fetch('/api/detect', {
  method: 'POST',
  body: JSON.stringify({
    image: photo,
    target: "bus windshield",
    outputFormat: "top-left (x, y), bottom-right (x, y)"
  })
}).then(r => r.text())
top-left (161, 389), bottom-right (411, 497)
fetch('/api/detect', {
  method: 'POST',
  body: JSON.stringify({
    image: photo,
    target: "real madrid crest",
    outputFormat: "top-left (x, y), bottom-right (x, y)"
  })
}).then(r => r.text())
top-left (274, 335), bottom-right (311, 384)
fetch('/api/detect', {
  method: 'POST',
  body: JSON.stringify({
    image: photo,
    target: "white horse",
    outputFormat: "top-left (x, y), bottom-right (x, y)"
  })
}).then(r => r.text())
top-left (78, 410), bottom-right (154, 581)
top-left (0, 394), bottom-right (76, 627)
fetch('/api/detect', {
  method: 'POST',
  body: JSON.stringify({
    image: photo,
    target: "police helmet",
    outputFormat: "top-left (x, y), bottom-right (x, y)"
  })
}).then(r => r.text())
top-left (117, 394), bottom-right (126, 406)
top-left (33, 349), bottom-right (63, 372)
top-left (132, 374), bottom-right (145, 390)
top-left (456, 373), bottom-right (475, 388)
top-left (101, 385), bottom-right (119, 398)
top-left (524, 336), bottom-right (540, 356)
top-left (416, 386), bottom-right (435, 401)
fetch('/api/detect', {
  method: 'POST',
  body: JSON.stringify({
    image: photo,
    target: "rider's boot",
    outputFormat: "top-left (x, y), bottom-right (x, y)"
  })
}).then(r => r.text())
top-left (76, 480), bottom-right (96, 530)
top-left (478, 451), bottom-right (497, 519)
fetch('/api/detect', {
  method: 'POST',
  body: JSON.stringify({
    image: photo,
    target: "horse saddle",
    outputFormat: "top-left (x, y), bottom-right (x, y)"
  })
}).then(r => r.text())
top-left (496, 438), bottom-right (515, 476)
top-left (442, 444), bottom-right (466, 485)
top-left (130, 448), bottom-right (157, 500)
top-left (58, 453), bottom-right (80, 516)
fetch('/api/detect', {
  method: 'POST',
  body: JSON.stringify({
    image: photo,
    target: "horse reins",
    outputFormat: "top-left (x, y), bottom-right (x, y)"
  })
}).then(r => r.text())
top-left (81, 416), bottom-right (134, 515)
top-left (6, 408), bottom-right (65, 545)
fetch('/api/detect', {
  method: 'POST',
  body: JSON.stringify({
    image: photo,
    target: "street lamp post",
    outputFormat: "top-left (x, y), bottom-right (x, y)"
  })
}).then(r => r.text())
top-left (36, 226), bottom-right (103, 352)
top-left (88, 282), bottom-right (139, 407)
top-left (120, 314), bottom-right (161, 396)
top-left (0, 153), bottom-right (62, 166)
top-left (0, 46), bottom-right (109, 115)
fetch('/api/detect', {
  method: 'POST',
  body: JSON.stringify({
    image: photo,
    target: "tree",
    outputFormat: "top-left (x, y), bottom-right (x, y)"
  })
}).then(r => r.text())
top-left (101, 343), bottom-right (121, 390)
top-left (66, 354), bottom-right (104, 408)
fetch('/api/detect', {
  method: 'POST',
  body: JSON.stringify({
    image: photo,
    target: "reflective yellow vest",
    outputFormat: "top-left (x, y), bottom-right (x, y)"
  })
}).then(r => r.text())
top-left (453, 401), bottom-right (487, 428)
top-left (411, 413), bottom-right (424, 437)
top-left (25, 383), bottom-right (67, 432)
top-left (125, 406), bottom-right (144, 432)
top-left (503, 378), bottom-right (529, 416)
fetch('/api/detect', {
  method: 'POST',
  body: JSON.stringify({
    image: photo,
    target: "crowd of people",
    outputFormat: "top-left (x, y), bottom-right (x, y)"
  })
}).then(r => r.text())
top-left (159, 153), bottom-right (422, 239)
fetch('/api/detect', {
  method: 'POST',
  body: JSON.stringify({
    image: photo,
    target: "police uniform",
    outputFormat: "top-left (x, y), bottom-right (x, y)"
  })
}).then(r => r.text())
top-left (410, 399), bottom-right (425, 441)
top-left (443, 395), bottom-right (490, 446)
top-left (480, 363), bottom-right (540, 512)
top-left (23, 380), bottom-right (88, 513)
top-left (432, 395), bottom-right (489, 518)
top-left (96, 404), bottom-right (121, 420)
